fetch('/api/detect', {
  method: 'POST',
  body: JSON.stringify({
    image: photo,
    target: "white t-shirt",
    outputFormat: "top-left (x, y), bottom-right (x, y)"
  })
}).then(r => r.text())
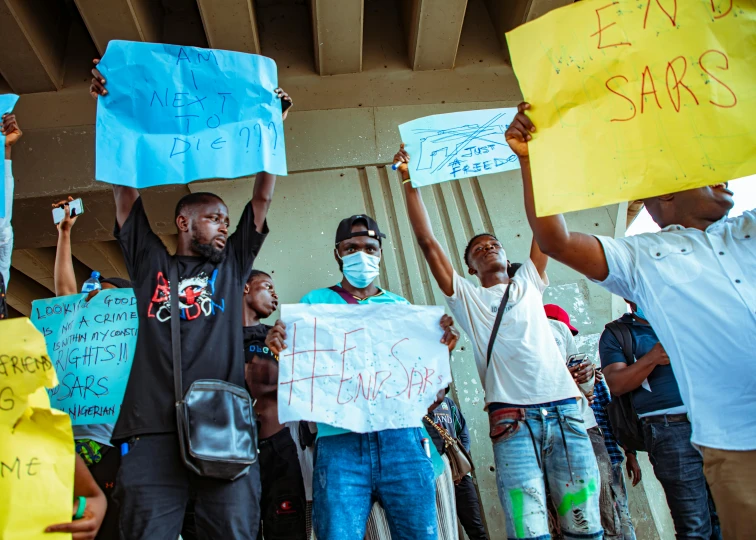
top-left (445, 259), bottom-right (579, 406)
top-left (548, 319), bottom-right (597, 429)
top-left (594, 210), bottom-right (756, 450)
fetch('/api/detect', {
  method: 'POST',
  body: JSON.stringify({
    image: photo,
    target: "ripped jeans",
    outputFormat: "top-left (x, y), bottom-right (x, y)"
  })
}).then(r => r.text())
top-left (490, 401), bottom-right (603, 540)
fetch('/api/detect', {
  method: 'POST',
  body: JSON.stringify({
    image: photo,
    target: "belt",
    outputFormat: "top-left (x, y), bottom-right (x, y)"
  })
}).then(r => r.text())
top-left (641, 413), bottom-right (689, 425)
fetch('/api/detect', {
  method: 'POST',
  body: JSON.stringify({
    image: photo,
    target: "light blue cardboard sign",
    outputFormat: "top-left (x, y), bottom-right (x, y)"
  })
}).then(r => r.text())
top-left (398, 108), bottom-right (521, 188)
top-left (30, 290), bottom-right (138, 425)
top-left (95, 40), bottom-right (286, 188)
top-left (0, 93), bottom-right (19, 219)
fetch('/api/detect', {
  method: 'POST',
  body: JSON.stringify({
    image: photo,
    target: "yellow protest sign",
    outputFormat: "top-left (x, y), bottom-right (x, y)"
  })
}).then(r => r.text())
top-left (0, 407), bottom-right (74, 540)
top-left (506, 0), bottom-right (756, 216)
top-left (0, 318), bottom-right (58, 427)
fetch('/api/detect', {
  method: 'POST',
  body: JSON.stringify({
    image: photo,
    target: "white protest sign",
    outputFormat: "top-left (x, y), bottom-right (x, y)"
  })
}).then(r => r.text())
top-left (278, 304), bottom-right (452, 433)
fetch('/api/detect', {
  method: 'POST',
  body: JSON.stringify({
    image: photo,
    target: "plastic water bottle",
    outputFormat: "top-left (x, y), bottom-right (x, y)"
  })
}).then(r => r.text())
top-left (81, 271), bottom-right (102, 293)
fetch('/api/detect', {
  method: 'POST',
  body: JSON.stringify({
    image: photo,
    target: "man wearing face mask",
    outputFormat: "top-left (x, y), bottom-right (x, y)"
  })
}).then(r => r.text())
top-left (266, 214), bottom-right (459, 540)
top-left (600, 302), bottom-right (720, 539)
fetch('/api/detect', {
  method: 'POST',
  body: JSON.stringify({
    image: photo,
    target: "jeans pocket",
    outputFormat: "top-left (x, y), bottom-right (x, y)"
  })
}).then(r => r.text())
top-left (563, 415), bottom-right (589, 438)
top-left (489, 409), bottom-right (524, 444)
top-left (414, 427), bottom-right (433, 463)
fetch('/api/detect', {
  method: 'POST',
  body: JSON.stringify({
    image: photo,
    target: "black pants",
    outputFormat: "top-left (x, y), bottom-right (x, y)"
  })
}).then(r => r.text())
top-left (454, 475), bottom-right (488, 540)
top-left (258, 428), bottom-right (308, 540)
top-left (85, 445), bottom-right (120, 540)
top-left (113, 433), bottom-right (261, 540)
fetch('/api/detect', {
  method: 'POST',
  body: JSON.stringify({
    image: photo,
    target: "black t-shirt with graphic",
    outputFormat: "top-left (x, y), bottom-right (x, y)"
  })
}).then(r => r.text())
top-left (112, 197), bottom-right (268, 441)
top-left (243, 324), bottom-right (275, 364)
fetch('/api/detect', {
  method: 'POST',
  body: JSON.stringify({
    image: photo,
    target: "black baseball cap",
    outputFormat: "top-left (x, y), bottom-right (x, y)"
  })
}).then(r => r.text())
top-left (335, 214), bottom-right (386, 246)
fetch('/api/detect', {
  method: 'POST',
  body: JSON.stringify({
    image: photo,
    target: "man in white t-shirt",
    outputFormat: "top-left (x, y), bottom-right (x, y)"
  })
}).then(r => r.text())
top-left (506, 101), bottom-right (756, 539)
top-left (395, 145), bottom-right (602, 540)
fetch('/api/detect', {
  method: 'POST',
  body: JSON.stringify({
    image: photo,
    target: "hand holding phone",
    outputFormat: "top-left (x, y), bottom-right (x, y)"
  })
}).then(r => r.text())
top-left (53, 198), bottom-right (84, 225)
top-left (567, 353), bottom-right (587, 368)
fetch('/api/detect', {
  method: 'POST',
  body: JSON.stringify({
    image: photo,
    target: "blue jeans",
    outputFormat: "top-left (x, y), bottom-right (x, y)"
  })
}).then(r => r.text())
top-left (490, 403), bottom-right (603, 540)
top-left (312, 428), bottom-right (437, 539)
top-left (610, 463), bottom-right (636, 540)
top-left (643, 419), bottom-right (721, 540)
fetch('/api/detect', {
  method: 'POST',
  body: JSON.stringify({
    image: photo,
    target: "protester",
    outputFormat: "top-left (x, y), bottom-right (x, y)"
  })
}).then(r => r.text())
top-left (0, 113), bottom-right (22, 319)
top-left (395, 145), bottom-right (602, 539)
top-left (45, 454), bottom-right (107, 540)
top-left (430, 388), bottom-right (489, 540)
top-left (242, 269), bottom-right (309, 539)
top-left (506, 101), bottom-right (755, 538)
top-left (52, 196), bottom-right (131, 539)
top-left (266, 213), bottom-right (459, 539)
top-left (600, 301), bottom-right (720, 539)
top-left (591, 370), bottom-right (639, 540)
top-left (91, 65), bottom-right (291, 539)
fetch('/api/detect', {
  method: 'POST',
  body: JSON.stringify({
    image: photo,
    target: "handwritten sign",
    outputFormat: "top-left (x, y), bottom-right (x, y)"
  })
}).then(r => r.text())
top-left (95, 40), bottom-right (286, 188)
top-left (398, 108), bottom-right (520, 187)
top-left (0, 407), bottom-right (74, 540)
top-left (506, 1), bottom-right (756, 216)
top-left (30, 290), bottom-right (138, 425)
top-left (0, 94), bottom-right (19, 219)
top-left (0, 319), bottom-right (57, 428)
top-left (278, 304), bottom-right (452, 433)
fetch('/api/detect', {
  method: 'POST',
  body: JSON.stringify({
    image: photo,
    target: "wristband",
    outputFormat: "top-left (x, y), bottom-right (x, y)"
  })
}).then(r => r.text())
top-left (73, 496), bottom-right (86, 520)
top-left (402, 177), bottom-right (412, 184)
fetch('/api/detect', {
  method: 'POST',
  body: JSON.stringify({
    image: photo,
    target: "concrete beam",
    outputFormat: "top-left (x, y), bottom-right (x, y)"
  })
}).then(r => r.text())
top-left (10, 247), bottom-right (57, 292)
top-left (0, 0), bottom-right (69, 93)
top-left (72, 241), bottom-right (129, 281)
top-left (484, 0), bottom-right (572, 59)
top-left (72, 0), bottom-right (163, 56)
top-left (5, 267), bottom-right (53, 316)
top-left (196, 0), bottom-right (260, 54)
top-left (310, 0), bottom-right (363, 75)
top-left (402, 0), bottom-right (468, 71)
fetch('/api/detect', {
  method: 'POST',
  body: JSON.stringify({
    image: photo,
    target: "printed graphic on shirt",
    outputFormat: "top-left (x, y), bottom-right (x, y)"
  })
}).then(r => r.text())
top-left (146, 270), bottom-right (225, 322)
top-left (248, 343), bottom-right (278, 362)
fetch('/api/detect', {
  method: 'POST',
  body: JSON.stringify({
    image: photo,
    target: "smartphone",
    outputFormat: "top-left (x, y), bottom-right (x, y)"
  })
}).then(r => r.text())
top-left (567, 353), bottom-right (587, 367)
top-left (280, 96), bottom-right (292, 114)
top-left (52, 198), bottom-right (84, 224)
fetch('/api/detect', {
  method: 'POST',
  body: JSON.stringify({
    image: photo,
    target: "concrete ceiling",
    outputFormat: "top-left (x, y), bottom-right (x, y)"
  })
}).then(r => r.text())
top-left (0, 0), bottom-right (573, 316)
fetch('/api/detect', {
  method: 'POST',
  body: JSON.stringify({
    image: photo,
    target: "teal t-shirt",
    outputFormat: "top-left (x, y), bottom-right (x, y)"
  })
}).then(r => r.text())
top-left (301, 284), bottom-right (445, 476)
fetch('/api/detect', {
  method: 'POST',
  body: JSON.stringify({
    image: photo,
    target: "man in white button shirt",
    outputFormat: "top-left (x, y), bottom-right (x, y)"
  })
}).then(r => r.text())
top-left (395, 145), bottom-right (603, 540)
top-left (506, 102), bottom-right (756, 539)
top-left (0, 112), bottom-right (22, 320)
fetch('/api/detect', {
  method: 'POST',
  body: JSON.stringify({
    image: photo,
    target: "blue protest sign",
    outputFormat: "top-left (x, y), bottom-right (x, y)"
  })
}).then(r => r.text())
top-left (0, 94), bottom-right (19, 219)
top-left (95, 40), bottom-right (286, 188)
top-left (30, 290), bottom-right (138, 425)
top-left (398, 108), bottom-right (521, 188)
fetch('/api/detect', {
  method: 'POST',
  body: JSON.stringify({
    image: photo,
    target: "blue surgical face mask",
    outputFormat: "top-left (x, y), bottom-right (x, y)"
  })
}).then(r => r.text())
top-left (340, 251), bottom-right (381, 289)
top-left (634, 306), bottom-right (647, 320)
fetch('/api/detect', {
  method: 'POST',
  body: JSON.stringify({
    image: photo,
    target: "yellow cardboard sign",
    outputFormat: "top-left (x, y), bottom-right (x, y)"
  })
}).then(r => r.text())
top-left (0, 408), bottom-right (74, 540)
top-left (0, 318), bottom-right (58, 427)
top-left (506, 0), bottom-right (756, 216)
top-left (0, 319), bottom-right (74, 539)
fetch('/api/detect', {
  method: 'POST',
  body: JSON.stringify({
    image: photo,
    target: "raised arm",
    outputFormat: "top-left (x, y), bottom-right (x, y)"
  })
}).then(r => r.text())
top-left (395, 145), bottom-right (455, 296)
top-left (53, 197), bottom-right (79, 296)
top-left (89, 59), bottom-right (139, 227)
top-left (506, 103), bottom-right (610, 282)
top-left (1, 114), bottom-right (22, 288)
top-left (249, 89), bottom-right (292, 232)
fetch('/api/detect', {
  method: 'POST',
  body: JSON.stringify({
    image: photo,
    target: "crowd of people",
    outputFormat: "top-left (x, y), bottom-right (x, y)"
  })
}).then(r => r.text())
top-left (0, 59), bottom-right (752, 540)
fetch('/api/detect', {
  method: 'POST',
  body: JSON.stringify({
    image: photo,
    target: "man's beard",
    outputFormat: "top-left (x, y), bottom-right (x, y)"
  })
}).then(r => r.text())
top-left (191, 238), bottom-right (227, 264)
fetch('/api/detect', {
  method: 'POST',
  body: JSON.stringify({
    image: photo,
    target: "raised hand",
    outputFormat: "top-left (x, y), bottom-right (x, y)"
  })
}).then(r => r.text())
top-left (2, 114), bottom-right (22, 148)
top-left (275, 88), bottom-right (293, 121)
top-left (393, 144), bottom-right (411, 181)
top-left (53, 197), bottom-right (78, 232)
top-left (505, 102), bottom-right (535, 158)
top-left (89, 59), bottom-right (107, 99)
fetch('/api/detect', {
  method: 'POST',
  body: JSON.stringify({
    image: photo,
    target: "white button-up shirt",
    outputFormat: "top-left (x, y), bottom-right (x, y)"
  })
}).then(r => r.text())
top-left (594, 210), bottom-right (756, 450)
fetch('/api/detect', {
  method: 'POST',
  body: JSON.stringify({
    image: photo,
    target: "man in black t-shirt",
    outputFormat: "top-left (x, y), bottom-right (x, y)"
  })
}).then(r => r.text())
top-left (90, 66), bottom-right (292, 540)
top-left (243, 270), bottom-right (309, 540)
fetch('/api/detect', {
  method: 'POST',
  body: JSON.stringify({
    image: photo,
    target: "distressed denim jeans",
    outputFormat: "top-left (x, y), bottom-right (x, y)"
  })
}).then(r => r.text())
top-left (490, 402), bottom-right (603, 540)
top-left (312, 428), bottom-right (437, 540)
top-left (610, 463), bottom-right (636, 540)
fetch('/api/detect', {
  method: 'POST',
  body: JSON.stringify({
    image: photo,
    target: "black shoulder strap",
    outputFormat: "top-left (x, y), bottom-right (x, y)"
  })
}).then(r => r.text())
top-left (170, 260), bottom-right (183, 402)
top-left (486, 284), bottom-right (511, 368)
top-left (605, 320), bottom-right (635, 366)
top-left (329, 285), bottom-right (361, 305)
